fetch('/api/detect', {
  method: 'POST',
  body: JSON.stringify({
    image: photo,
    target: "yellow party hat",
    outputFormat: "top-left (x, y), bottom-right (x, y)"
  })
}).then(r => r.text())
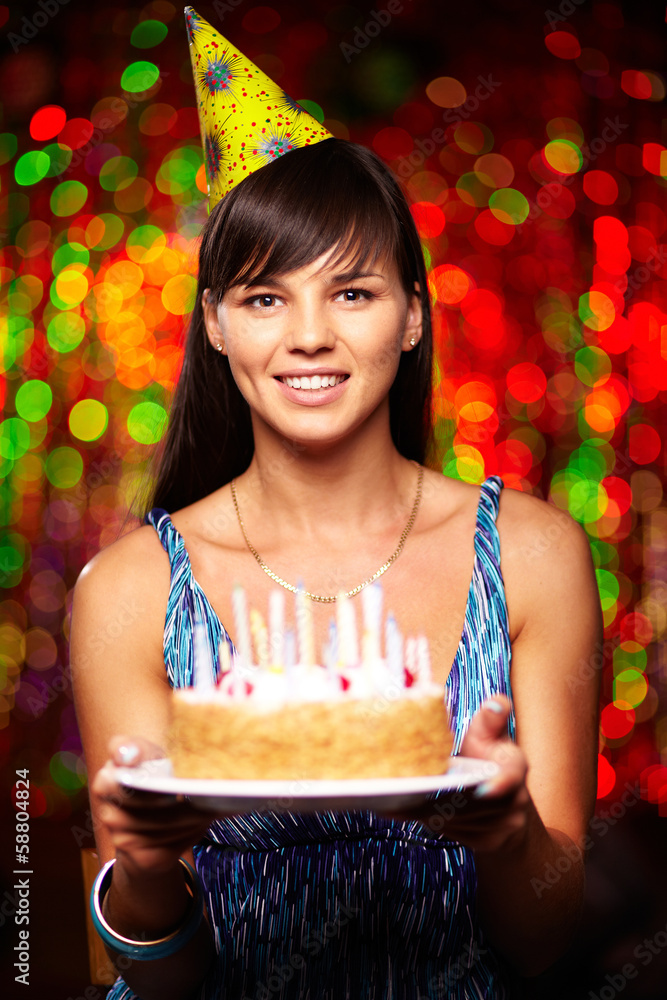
top-left (185, 7), bottom-right (334, 209)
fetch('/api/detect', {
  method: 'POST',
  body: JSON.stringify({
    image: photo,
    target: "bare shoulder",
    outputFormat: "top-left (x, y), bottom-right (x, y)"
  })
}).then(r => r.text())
top-left (496, 483), bottom-right (599, 641)
top-left (71, 521), bottom-right (172, 664)
top-left (75, 520), bottom-right (170, 597)
top-left (496, 482), bottom-right (594, 575)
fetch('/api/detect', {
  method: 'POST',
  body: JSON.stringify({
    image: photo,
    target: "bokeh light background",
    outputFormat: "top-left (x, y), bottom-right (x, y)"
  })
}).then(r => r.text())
top-left (0, 0), bottom-right (665, 989)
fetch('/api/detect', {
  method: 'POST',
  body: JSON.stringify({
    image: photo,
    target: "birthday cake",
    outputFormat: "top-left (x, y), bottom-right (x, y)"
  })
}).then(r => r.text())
top-left (168, 585), bottom-right (453, 781)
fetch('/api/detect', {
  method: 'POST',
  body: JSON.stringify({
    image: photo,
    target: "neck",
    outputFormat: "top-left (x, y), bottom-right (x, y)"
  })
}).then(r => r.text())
top-left (236, 412), bottom-right (419, 543)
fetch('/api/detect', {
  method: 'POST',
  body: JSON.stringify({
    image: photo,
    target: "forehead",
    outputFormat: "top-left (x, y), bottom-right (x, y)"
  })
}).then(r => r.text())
top-left (231, 241), bottom-right (399, 290)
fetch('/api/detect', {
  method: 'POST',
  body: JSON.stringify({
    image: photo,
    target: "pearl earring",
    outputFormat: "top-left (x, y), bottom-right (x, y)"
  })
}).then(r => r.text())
top-left (214, 342), bottom-right (224, 352)
top-left (409, 337), bottom-right (416, 347)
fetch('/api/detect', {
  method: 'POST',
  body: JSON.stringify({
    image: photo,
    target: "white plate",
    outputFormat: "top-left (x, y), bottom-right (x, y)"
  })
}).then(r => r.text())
top-left (115, 757), bottom-right (500, 813)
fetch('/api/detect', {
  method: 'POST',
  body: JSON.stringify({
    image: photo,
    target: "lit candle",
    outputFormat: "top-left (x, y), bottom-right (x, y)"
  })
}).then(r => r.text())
top-left (218, 636), bottom-right (232, 677)
top-left (284, 627), bottom-right (296, 678)
top-left (416, 635), bottom-right (432, 687)
top-left (230, 650), bottom-right (245, 699)
top-left (405, 636), bottom-right (418, 683)
top-left (327, 619), bottom-right (338, 672)
top-left (269, 590), bottom-right (285, 671)
top-left (250, 607), bottom-right (270, 671)
top-left (232, 584), bottom-right (253, 672)
top-left (337, 592), bottom-right (359, 667)
top-left (193, 619), bottom-right (214, 688)
top-left (362, 583), bottom-right (383, 663)
top-left (295, 582), bottom-right (315, 667)
top-left (385, 613), bottom-right (404, 685)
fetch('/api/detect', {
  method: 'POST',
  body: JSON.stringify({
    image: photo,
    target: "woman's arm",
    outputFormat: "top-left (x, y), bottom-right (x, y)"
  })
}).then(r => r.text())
top-left (385, 492), bottom-right (601, 976)
top-left (70, 528), bottom-right (217, 999)
top-left (472, 494), bottom-right (602, 974)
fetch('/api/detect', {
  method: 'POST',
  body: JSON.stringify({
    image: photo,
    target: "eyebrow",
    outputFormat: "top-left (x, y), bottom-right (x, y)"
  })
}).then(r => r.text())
top-left (240, 270), bottom-right (385, 290)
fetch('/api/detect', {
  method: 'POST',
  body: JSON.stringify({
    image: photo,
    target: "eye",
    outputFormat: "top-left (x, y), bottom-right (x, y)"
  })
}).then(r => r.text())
top-left (336, 288), bottom-right (374, 303)
top-left (247, 294), bottom-right (281, 308)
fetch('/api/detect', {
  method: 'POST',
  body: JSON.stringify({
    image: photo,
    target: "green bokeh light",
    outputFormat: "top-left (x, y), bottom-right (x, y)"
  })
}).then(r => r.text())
top-left (0, 418), bottom-right (31, 461)
top-left (0, 532), bottom-right (29, 588)
top-left (15, 381), bottom-right (53, 422)
top-left (15, 151), bottom-right (50, 186)
top-left (50, 180), bottom-right (89, 217)
top-left (52, 242), bottom-right (90, 273)
top-left (0, 133), bottom-right (18, 166)
top-left (575, 345), bottom-right (612, 387)
top-left (45, 447), bottom-right (84, 488)
top-left (127, 401), bottom-right (168, 444)
top-left (49, 751), bottom-right (86, 792)
top-left (43, 142), bottom-right (73, 178)
top-left (99, 156), bottom-right (139, 192)
top-left (298, 99), bottom-right (324, 123)
top-left (47, 313), bottom-right (86, 353)
top-left (488, 188), bottom-right (530, 225)
top-left (596, 568), bottom-right (620, 610)
top-left (131, 20), bottom-right (168, 48)
top-left (95, 213), bottom-right (125, 250)
top-left (121, 61), bottom-right (160, 93)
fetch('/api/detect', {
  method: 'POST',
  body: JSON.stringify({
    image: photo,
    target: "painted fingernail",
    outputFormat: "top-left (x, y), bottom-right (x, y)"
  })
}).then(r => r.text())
top-left (474, 781), bottom-right (493, 798)
top-left (117, 744), bottom-right (140, 765)
top-left (485, 700), bottom-right (504, 714)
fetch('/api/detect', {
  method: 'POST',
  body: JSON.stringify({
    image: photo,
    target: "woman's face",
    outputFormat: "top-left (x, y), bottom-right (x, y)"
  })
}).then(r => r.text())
top-left (202, 249), bottom-right (422, 451)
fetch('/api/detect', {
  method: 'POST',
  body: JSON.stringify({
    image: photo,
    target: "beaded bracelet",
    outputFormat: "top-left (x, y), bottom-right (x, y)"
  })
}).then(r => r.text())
top-left (90, 857), bottom-right (204, 961)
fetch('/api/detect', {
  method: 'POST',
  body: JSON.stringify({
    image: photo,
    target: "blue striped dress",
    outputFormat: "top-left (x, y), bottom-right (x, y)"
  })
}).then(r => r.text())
top-left (106, 475), bottom-right (515, 999)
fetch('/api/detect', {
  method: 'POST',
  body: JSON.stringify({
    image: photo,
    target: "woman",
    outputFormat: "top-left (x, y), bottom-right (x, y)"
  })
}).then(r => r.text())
top-left (71, 138), bottom-right (601, 999)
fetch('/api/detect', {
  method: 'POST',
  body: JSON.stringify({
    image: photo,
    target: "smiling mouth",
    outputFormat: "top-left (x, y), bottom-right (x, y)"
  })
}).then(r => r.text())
top-left (278, 374), bottom-right (349, 390)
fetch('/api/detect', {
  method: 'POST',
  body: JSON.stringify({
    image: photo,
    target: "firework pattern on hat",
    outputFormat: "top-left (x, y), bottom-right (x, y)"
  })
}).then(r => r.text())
top-left (185, 6), bottom-right (333, 209)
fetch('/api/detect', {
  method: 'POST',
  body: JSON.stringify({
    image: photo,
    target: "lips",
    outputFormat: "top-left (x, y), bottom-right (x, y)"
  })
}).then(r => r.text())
top-left (274, 372), bottom-right (350, 406)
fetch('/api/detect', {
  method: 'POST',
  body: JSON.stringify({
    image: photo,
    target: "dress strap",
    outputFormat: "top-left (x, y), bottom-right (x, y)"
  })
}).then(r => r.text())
top-left (144, 507), bottom-right (231, 687)
top-left (447, 474), bottom-right (514, 750)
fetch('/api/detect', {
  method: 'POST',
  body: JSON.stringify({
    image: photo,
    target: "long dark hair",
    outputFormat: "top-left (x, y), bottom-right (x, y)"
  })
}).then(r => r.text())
top-left (146, 138), bottom-right (434, 514)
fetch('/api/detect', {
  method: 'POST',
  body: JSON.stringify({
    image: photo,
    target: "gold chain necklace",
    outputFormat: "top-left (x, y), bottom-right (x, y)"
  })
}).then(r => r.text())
top-left (230, 464), bottom-right (424, 604)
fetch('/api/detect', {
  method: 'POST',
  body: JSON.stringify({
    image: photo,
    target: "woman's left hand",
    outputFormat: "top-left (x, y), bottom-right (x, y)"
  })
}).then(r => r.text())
top-left (380, 696), bottom-right (533, 854)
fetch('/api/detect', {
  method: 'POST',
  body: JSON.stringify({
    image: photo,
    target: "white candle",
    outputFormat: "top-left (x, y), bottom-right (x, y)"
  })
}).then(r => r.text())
top-left (284, 627), bottom-right (296, 676)
top-left (361, 583), bottom-right (383, 663)
top-left (337, 592), bottom-right (359, 667)
top-left (193, 620), bottom-right (214, 688)
top-left (385, 613), bottom-right (404, 685)
top-left (327, 619), bottom-right (338, 671)
top-left (295, 582), bottom-right (314, 667)
top-left (218, 637), bottom-right (232, 677)
top-left (416, 635), bottom-right (432, 687)
top-left (232, 584), bottom-right (253, 671)
top-left (269, 590), bottom-right (285, 671)
top-left (406, 636), bottom-right (418, 683)
top-left (250, 608), bottom-right (270, 671)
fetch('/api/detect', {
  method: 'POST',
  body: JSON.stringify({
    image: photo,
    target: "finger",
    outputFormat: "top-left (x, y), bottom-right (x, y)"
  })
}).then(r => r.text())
top-left (108, 735), bottom-right (167, 767)
top-left (474, 742), bottom-right (528, 799)
top-left (460, 697), bottom-right (512, 760)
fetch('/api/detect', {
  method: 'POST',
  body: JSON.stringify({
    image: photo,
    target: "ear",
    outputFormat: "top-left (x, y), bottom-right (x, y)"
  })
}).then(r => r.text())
top-left (401, 281), bottom-right (422, 352)
top-left (202, 289), bottom-right (227, 355)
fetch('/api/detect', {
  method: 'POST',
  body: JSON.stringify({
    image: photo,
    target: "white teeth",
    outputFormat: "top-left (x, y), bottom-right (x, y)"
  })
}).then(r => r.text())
top-left (282, 375), bottom-right (345, 389)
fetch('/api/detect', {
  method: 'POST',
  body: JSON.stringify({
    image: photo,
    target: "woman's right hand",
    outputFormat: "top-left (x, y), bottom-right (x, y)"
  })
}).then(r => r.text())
top-left (91, 735), bottom-right (219, 877)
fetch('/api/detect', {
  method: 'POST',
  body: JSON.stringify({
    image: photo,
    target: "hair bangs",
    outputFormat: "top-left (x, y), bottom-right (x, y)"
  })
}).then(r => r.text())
top-left (203, 139), bottom-right (409, 299)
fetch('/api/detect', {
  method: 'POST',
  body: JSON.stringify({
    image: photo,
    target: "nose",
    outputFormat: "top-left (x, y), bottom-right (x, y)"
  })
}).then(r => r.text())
top-left (283, 300), bottom-right (336, 354)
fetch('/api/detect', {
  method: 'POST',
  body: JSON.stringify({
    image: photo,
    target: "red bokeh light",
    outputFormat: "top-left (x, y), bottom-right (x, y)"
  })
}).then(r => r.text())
top-left (29, 104), bottom-right (67, 141)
